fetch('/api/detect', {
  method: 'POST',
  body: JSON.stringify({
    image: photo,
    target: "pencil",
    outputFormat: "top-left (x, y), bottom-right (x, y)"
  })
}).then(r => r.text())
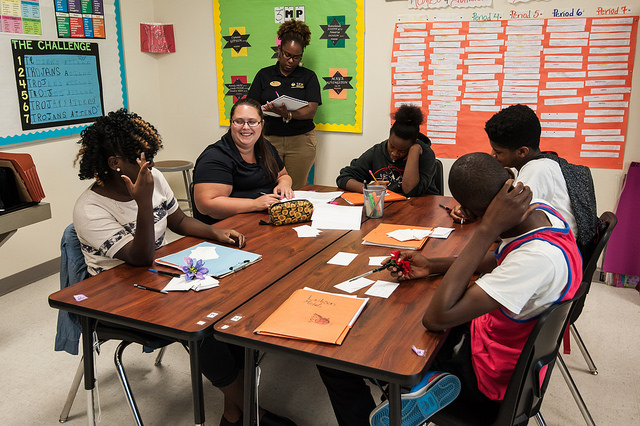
top-left (134, 283), bottom-right (168, 294)
top-left (148, 268), bottom-right (181, 278)
top-left (368, 170), bottom-right (379, 184)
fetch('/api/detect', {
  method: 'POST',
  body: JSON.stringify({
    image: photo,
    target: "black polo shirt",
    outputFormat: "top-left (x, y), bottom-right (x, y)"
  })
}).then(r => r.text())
top-left (247, 63), bottom-right (322, 136)
top-left (193, 131), bottom-right (285, 223)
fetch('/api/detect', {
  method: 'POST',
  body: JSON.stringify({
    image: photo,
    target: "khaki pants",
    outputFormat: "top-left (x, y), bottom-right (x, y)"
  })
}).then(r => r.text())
top-left (267, 130), bottom-right (317, 189)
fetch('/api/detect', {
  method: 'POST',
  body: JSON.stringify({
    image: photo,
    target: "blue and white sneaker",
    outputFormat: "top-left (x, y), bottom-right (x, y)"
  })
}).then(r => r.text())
top-left (369, 371), bottom-right (461, 426)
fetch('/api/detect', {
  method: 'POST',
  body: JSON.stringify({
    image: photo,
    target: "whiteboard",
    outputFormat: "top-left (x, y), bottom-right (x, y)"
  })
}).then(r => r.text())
top-left (0, 0), bottom-right (127, 146)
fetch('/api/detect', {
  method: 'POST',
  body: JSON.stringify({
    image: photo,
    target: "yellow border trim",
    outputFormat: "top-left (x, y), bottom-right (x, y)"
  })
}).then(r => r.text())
top-left (212, 0), bottom-right (229, 126)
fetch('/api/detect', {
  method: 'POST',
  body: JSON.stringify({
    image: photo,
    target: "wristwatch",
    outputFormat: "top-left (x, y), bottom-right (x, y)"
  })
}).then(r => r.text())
top-left (282, 111), bottom-right (292, 123)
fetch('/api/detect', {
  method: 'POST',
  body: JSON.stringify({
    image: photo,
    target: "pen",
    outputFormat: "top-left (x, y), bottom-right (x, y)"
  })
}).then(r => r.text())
top-left (134, 283), bottom-right (168, 294)
top-left (148, 268), bottom-right (181, 278)
top-left (368, 170), bottom-right (379, 184)
top-left (439, 204), bottom-right (452, 214)
top-left (275, 91), bottom-right (279, 97)
top-left (348, 263), bottom-right (390, 282)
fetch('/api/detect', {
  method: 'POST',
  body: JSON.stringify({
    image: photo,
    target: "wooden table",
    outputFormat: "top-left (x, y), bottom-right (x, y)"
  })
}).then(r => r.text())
top-left (214, 195), bottom-right (475, 426)
top-left (48, 187), bottom-right (352, 426)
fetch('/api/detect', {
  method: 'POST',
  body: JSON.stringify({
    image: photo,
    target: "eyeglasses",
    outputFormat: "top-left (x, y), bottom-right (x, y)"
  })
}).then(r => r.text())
top-left (231, 119), bottom-right (262, 127)
top-left (280, 49), bottom-right (302, 62)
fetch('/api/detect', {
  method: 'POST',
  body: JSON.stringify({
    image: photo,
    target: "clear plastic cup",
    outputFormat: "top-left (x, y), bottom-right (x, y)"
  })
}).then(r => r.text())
top-left (363, 186), bottom-right (386, 218)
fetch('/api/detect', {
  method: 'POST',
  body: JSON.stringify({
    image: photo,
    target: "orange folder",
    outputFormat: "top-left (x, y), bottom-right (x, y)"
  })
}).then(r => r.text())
top-left (362, 223), bottom-right (433, 250)
top-left (340, 190), bottom-right (407, 205)
top-left (254, 288), bottom-right (368, 345)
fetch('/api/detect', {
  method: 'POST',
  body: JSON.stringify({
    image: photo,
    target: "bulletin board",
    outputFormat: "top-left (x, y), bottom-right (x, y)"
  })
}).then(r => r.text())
top-left (213, 0), bottom-right (364, 133)
top-left (391, 15), bottom-right (638, 170)
top-left (0, 0), bottom-right (127, 147)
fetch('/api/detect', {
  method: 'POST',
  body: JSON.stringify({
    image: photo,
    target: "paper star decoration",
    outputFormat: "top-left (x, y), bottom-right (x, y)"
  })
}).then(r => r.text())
top-left (320, 18), bottom-right (350, 46)
top-left (322, 70), bottom-right (353, 95)
top-left (223, 30), bottom-right (251, 53)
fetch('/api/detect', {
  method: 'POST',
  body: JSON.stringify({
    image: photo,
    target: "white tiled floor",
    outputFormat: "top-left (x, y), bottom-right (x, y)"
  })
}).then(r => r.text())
top-left (1, 275), bottom-right (638, 425)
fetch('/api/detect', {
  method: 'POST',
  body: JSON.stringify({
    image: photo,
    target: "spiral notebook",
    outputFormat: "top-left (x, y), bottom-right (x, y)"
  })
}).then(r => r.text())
top-left (155, 242), bottom-right (262, 278)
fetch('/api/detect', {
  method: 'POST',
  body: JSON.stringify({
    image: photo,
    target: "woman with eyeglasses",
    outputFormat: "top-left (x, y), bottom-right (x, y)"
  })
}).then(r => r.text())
top-left (247, 19), bottom-right (321, 190)
top-left (192, 98), bottom-right (294, 223)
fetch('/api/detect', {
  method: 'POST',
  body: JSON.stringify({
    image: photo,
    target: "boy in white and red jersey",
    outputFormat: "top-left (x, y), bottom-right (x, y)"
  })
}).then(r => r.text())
top-left (318, 152), bottom-right (583, 426)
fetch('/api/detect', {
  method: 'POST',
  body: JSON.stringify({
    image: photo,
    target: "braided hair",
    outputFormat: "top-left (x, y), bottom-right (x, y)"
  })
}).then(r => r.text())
top-left (390, 104), bottom-right (424, 142)
top-left (277, 19), bottom-right (311, 49)
top-left (74, 109), bottom-right (162, 186)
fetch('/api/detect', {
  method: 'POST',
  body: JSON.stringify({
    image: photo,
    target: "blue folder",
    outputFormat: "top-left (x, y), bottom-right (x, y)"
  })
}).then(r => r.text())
top-left (155, 241), bottom-right (262, 278)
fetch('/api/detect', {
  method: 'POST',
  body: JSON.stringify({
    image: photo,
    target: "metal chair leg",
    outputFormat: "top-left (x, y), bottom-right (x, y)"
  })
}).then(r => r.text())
top-left (154, 346), bottom-right (167, 366)
top-left (59, 357), bottom-right (85, 422)
top-left (556, 353), bottom-right (596, 426)
top-left (570, 324), bottom-right (598, 375)
top-left (86, 388), bottom-right (96, 426)
top-left (114, 341), bottom-right (144, 426)
top-left (535, 411), bottom-right (547, 426)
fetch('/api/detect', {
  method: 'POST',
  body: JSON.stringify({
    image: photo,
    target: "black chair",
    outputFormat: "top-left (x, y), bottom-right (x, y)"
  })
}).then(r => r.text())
top-left (433, 158), bottom-right (444, 196)
top-left (554, 211), bottom-right (617, 426)
top-left (57, 224), bottom-right (175, 425)
top-left (568, 211), bottom-right (618, 370)
top-left (429, 283), bottom-right (585, 426)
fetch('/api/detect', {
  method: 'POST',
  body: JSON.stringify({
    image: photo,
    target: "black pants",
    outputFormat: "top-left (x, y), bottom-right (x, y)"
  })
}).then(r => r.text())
top-left (200, 336), bottom-right (245, 388)
top-left (317, 324), bottom-right (499, 426)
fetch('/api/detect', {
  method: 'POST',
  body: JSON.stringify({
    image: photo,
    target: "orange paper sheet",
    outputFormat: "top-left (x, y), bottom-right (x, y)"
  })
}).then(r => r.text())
top-left (341, 190), bottom-right (407, 205)
top-left (254, 288), bottom-right (368, 345)
top-left (362, 223), bottom-right (433, 250)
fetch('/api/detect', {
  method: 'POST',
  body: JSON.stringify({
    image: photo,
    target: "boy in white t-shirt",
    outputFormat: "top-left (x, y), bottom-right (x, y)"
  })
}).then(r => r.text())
top-left (451, 104), bottom-right (597, 251)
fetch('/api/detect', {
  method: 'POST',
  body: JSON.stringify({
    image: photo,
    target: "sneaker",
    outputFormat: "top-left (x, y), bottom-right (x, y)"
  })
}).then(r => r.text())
top-left (369, 372), bottom-right (461, 426)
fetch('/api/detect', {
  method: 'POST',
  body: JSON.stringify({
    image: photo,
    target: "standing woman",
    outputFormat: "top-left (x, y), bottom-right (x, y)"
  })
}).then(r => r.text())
top-left (247, 19), bottom-right (322, 189)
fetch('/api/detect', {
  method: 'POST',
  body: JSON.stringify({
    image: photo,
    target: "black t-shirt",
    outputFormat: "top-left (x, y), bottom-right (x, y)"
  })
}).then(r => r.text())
top-left (193, 131), bottom-right (285, 223)
top-left (247, 63), bottom-right (322, 136)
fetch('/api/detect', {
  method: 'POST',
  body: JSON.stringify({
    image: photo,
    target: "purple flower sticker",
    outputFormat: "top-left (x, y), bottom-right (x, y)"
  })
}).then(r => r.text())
top-left (181, 256), bottom-right (209, 281)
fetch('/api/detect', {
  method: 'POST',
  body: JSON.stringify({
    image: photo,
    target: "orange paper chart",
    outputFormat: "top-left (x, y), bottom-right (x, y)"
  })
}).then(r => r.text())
top-left (391, 16), bottom-right (638, 169)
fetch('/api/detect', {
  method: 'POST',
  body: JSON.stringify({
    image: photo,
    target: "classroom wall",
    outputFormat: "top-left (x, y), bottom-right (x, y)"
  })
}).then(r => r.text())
top-left (1, 0), bottom-right (638, 285)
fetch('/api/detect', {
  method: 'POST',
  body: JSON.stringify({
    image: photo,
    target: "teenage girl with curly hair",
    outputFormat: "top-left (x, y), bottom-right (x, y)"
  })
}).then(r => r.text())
top-left (247, 19), bottom-right (322, 189)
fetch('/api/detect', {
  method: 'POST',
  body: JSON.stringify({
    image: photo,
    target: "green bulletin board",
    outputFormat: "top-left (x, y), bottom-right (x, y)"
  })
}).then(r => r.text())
top-left (213, 0), bottom-right (364, 133)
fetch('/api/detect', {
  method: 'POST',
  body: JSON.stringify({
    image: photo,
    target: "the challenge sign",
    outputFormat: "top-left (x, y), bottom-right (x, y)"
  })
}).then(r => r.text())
top-left (11, 39), bottom-right (104, 131)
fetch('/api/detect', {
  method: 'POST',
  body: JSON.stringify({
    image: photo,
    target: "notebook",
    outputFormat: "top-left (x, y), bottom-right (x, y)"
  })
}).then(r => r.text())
top-left (254, 287), bottom-right (368, 345)
top-left (155, 241), bottom-right (262, 278)
top-left (362, 223), bottom-right (433, 250)
top-left (340, 190), bottom-right (406, 205)
top-left (263, 94), bottom-right (309, 117)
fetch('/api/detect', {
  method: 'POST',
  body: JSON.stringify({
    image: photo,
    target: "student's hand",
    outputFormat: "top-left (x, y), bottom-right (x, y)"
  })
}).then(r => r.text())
top-left (450, 204), bottom-right (477, 224)
top-left (408, 143), bottom-right (423, 157)
top-left (255, 193), bottom-right (282, 210)
top-left (481, 180), bottom-right (536, 237)
top-left (213, 228), bottom-right (246, 248)
top-left (274, 183), bottom-right (294, 200)
top-left (386, 251), bottom-right (431, 281)
top-left (122, 153), bottom-right (154, 206)
top-left (371, 180), bottom-right (390, 188)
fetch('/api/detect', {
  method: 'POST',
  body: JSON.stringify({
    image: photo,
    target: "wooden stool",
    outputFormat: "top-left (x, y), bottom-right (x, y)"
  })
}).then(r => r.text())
top-left (154, 160), bottom-right (194, 214)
